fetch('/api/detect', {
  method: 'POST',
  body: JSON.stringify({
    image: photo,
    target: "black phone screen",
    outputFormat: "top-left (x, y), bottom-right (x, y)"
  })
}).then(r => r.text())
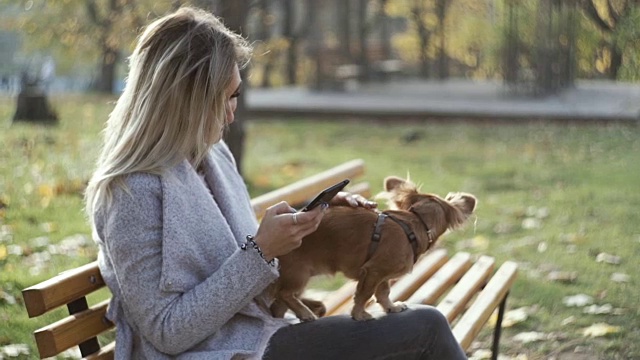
top-left (301, 179), bottom-right (350, 212)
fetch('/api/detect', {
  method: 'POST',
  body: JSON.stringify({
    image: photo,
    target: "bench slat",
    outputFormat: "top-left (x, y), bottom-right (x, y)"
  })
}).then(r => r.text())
top-left (23, 261), bottom-right (105, 317)
top-left (326, 249), bottom-right (449, 316)
top-left (389, 248), bottom-right (448, 302)
top-left (251, 159), bottom-right (366, 218)
top-left (323, 281), bottom-right (357, 316)
top-left (34, 299), bottom-right (113, 358)
top-left (406, 252), bottom-right (472, 305)
top-left (85, 342), bottom-right (115, 360)
top-left (347, 181), bottom-right (372, 199)
top-left (452, 261), bottom-right (519, 350)
top-left (437, 255), bottom-right (495, 322)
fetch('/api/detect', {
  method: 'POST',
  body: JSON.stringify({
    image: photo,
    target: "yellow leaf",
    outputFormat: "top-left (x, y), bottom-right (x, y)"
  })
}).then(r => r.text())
top-left (0, 245), bottom-right (7, 260)
top-left (582, 323), bottom-right (621, 338)
top-left (38, 184), bottom-right (55, 198)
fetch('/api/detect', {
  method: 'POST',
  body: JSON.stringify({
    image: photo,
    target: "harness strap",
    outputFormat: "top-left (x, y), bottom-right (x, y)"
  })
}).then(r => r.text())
top-left (367, 212), bottom-right (423, 264)
top-left (386, 214), bottom-right (420, 263)
top-left (410, 208), bottom-right (435, 247)
top-left (366, 213), bottom-right (388, 262)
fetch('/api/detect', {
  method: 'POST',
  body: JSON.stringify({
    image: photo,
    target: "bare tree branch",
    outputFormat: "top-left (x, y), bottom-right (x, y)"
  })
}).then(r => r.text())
top-left (580, 0), bottom-right (613, 32)
top-left (607, 0), bottom-right (620, 25)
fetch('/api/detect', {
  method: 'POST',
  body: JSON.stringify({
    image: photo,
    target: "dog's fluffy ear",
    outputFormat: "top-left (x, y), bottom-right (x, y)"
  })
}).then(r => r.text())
top-left (445, 192), bottom-right (477, 216)
top-left (377, 176), bottom-right (418, 210)
top-left (439, 192), bottom-right (477, 230)
top-left (384, 176), bottom-right (407, 192)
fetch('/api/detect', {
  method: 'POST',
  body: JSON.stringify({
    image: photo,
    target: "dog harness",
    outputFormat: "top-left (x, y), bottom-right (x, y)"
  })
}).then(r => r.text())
top-left (366, 209), bottom-right (435, 264)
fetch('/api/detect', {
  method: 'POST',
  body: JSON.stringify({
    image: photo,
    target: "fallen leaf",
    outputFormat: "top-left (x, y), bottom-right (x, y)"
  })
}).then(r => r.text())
top-left (526, 206), bottom-right (549, 219)
top-left (468, 349), bottom-right (492, 360)
top-left (582, 323), bottom-right (621, 337)
top-left (596, 252), bottom-right (621, 265)
top-left (38, 183), bottom-right (55, 198)
top-left (30, 236), bottom-right (50, 249)
top-left (537, 242), bottom-right (548, 253)
top-left (7, 244), bottom-right (23, 256)
top-left (610, 273), bottom-right (630, 283)
top-left (456, 235), bottom-right (489, 251)
top-left (583, 304), bottom-right (613, 315)
top-left (563, 294), bottom-right (593, 307)
top-left (0, 343), bottom-right (30, 357)
top-left (548, 271), bottom-right (578, 283)
top-left (1, 290), bottom-right (16, 305)
top-left (502, 307), bottom-right (530, 327)
top-left (522, 218), bottom-right (541, 230)
top-left (513, 331), bottom-right (546, 343)
top-left (561, 316), bottom-right (576, 326)
top-left (0, 225), bottom-right (13, 242)
top-left (58, 347), bottom-right (82, 358)
top-left (39, 222), bottom-right (57, 233)
top-left (493, 222), bottom-right (514, 234)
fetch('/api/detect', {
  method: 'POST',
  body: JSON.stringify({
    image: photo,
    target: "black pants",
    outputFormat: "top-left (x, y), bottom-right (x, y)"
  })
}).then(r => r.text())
top-left (263, 305), bottom-right (467, 360)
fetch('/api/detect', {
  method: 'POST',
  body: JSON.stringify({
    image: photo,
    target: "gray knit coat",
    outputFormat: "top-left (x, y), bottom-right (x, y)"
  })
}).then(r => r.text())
top-left (93, 142), bottom-right (289, 359)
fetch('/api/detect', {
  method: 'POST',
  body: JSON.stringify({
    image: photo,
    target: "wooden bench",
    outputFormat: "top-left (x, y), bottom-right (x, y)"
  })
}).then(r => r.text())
top-left (22, 159), bottom-right (517, 359)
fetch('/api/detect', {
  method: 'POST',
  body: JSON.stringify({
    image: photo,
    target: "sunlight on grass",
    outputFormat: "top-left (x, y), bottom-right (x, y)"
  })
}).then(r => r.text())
top-left (1, 94), bottom-right (639, 358)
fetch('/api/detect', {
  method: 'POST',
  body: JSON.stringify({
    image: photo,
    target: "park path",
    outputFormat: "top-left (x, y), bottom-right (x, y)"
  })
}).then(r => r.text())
top-left (246, 79), bottom-right (640, 122)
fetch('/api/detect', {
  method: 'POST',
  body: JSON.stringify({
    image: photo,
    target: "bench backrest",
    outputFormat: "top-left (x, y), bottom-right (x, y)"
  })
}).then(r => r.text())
top-left (21, 160), bottom-right (369, 359)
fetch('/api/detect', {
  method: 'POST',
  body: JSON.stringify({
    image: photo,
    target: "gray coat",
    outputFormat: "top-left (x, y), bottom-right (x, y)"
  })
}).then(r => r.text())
top-left (93, 142), bottom-right (288, 359)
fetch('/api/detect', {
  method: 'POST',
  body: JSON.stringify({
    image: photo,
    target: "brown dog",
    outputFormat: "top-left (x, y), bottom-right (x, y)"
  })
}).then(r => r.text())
top-left (270, 176), bottom-right (477, 321)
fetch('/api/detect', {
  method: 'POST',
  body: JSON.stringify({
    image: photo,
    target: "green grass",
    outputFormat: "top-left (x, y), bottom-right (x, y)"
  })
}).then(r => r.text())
top-left (1, 94), bottom-right (639, 359)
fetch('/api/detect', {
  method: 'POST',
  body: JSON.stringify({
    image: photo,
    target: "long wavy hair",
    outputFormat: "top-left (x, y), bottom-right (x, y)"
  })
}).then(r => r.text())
top-left (85, 6), bottom-right (251, 216)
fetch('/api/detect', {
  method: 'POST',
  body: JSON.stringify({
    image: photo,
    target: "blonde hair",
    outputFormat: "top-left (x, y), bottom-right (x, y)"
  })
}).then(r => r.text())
top-left (85, 6), bottom-right (251, 216)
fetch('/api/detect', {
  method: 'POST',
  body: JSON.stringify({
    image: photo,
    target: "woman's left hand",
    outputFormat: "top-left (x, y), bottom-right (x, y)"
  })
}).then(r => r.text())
top-left (331, 192), bottom-right (377, 210)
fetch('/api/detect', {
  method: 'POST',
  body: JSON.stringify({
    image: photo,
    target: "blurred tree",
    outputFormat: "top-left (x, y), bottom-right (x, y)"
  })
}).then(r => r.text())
top-left (502, 0), bottom-right (577, 96)
top-left (356, 0), bottom-right (372, 81)
top-left (4, 0), bottom-right (171, 93)
top-left (337, 0), bottom-right (355, 62)
top-left (217, 0), bottom-right (251, 174)
top-left (434, 0), bottom-right (452, 79)
top-left (408, 0), bottom-right (434, 78)
top-left (86, 0), bottom-right (143, 92)
top-left (255, 0), bottom-right (277, 87)
top-left (282, 0), bottom-right (318, 85)
top-left (579, 0), bottom-right (640, 79)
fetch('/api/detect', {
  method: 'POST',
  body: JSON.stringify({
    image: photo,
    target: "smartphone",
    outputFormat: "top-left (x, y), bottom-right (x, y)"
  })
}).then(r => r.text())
top-left (300, 179), bottom-right (350, 212)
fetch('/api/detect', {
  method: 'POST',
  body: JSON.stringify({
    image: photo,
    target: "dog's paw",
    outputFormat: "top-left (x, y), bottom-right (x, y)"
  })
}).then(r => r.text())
top-left (351, 310), bottom-right (374, 321)
top-left (298, 314), bottom-right (318, 322)
top-left (386, 302), bottom-right (408, 313)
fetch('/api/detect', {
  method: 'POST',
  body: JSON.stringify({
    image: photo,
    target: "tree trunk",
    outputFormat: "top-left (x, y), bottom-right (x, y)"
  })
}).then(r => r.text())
top-left (609, 44), bottom-right (623, 80)
top-left (380, 0), bottom-right (391, 60)
top-left (435, 0), bottom-right (450, 79)
top-left (256, 0), bottom-right (275, 87)
top-left (218, 0), bottom-right (250, 174)
top-left (13, 75), bottom-right (58, 124)
top-left (411, 4), bottom-right (430, 78)
top-left (282, 0), bottom-right (298, 85)
top-left (357, 0), bottom-right (370, 82)
top-left (95, 45), bottom-right (119, 93)
top-left (338, 0), bottom-right (353, 62)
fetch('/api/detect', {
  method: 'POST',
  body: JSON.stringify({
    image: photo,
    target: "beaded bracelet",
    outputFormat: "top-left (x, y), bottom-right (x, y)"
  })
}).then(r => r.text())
top-left (241, 235), bottom-right (277, 267)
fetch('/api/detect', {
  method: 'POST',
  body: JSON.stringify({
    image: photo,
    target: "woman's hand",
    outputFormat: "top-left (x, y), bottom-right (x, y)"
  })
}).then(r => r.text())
top-left (253, 201), bottom-right (326, 261)
top-left (331, 192), bottom-right (377, 210)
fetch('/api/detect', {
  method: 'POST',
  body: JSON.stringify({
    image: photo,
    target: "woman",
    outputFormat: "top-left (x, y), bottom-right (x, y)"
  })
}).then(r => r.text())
top-left (85, 7), bottom-right (467, 359)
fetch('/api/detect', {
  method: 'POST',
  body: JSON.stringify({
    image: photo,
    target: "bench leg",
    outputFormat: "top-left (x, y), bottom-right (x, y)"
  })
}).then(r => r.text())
top-left (491, 292), bottom-right (509, 360)
top-left (67, 297), bottom-right (101, 357)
